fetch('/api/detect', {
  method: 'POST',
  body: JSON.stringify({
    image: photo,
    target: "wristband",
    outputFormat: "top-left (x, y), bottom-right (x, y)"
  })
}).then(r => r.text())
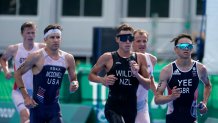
top-left (70, 81), bottom-right (78, 94)
top-left (71, 81), bottom-right (78, 85)
top-left (18, 86), bottom-right (25, 90)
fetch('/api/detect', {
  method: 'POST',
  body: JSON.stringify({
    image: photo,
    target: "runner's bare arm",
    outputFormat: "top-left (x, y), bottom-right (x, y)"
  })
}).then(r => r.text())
top-left (136, 53), bottom-right (150, 90)
top-left (66, 53), bottom-right (79, 92)
top-left (14, 52), bottom-right (40, 98)
top-left (0, 44), bottom-right (18, 78)
top-left (88, 52), bottom-right (117, 85)
top-left (198, 64), bottom-right (212, 105)
top-left (149, 54), bottom-right (157, 94)
top-left (155, 65), bottom-right (180, 104)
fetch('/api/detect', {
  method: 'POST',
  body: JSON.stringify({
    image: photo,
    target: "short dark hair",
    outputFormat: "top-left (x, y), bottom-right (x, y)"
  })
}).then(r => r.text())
top-left (44, 24), bottom-right (63, 34)
top-left (171, 33), bottom-right (193, 46)
top-left (116, 23), bottom-right (134, 34)
top-left (20, 21), bottom-right (36, 34)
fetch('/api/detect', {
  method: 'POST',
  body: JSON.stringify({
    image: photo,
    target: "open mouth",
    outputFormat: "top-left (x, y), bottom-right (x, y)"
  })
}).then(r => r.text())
top-left (183, 51), bottom-right (189, 54)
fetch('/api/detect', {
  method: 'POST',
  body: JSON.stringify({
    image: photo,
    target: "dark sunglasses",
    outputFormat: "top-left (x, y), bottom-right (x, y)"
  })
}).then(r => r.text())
top-left (116, 34), bottom-right (134, 42)
top-left (176, 43), bottom-right (193, 50)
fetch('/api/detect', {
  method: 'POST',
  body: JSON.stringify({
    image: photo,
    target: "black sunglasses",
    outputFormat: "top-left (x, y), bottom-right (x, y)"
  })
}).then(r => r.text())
top-left (116, 34), bottom-right (134, 42)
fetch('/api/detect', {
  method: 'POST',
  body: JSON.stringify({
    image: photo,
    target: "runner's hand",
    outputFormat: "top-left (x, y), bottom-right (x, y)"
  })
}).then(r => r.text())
top-left (170, 86), bottom-right (181, 100)
top-left (129, 60), bottom-right (139, 76)
top-left (102, 75), bottom-right (117, 86)
top-left (24, 96), bottom-right (38, 108)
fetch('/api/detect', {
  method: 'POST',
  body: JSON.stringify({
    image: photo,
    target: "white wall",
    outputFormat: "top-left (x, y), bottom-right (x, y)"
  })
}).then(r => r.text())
top-left (203, 0), bottom-right (218, 74)
top-left (0, 0), bottom-right (202, 59)
top-left (59, 0), bottom-right (120, 57)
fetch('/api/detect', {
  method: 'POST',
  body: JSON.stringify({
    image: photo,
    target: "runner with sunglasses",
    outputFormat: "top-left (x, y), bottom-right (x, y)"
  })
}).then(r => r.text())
top-left (155, 33), bottom-right (212, 123)
top-left (88, 23), bottom-right (151, 123)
